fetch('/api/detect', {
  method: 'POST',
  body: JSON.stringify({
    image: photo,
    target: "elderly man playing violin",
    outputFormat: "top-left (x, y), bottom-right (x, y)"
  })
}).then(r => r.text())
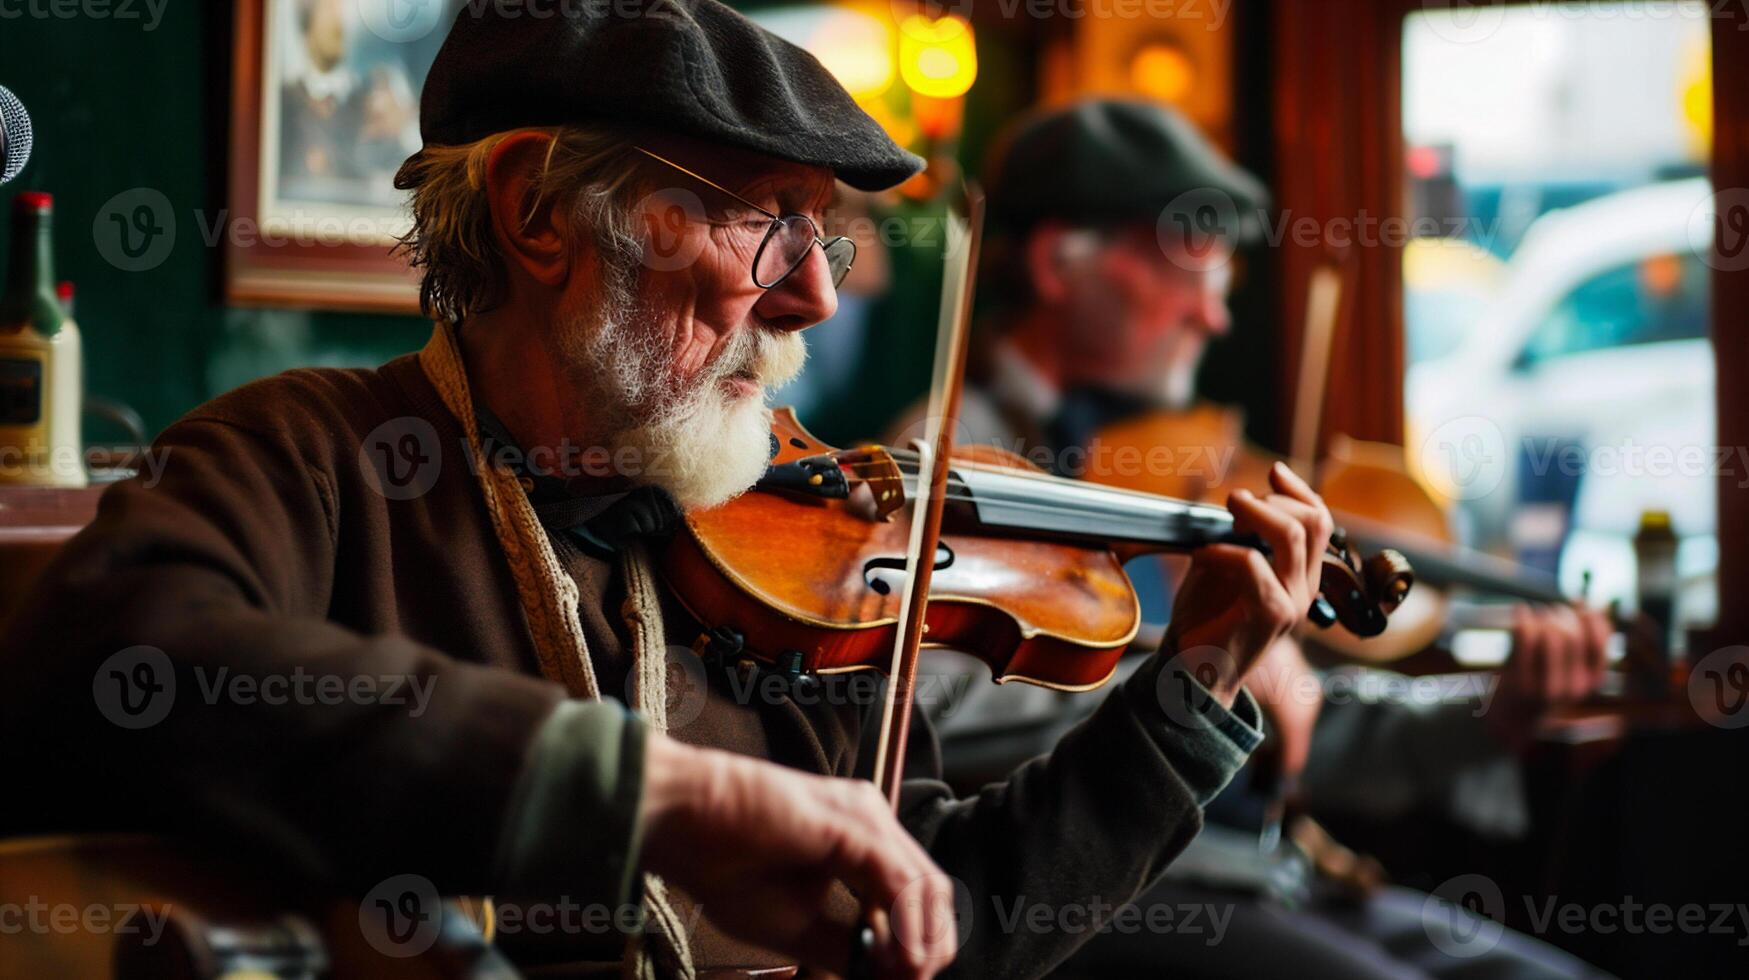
top-left (0, 6), bottom-right (1335, 980)
top-left (890, 98), bottom-right (1614, 979)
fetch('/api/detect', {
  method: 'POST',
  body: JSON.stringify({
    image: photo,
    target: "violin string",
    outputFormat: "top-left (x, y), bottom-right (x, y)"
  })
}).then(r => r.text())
top-left (834, 485), bottom-right (1349, 578)
top-left (821, 469), bottom-right (1211, 517)
top-left (832, 451), bottom-right (1217, 509)
top-left (790, 457), bottom-right (1369, 565)
top-left (854, 486), bottom-right (1216, 536)
top-left (828, 461), bottom-right (1227, 524)
top-left (945, 493), bottom-right (1208, 529)
top-left (783, 452), bottom-right (1359, 592)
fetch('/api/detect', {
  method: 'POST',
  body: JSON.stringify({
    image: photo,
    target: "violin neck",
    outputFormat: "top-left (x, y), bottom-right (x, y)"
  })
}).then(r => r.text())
top-left (951, 465), bottom-right (1242, 554)
top-left (1329, 511), bottom-right (1569, 605)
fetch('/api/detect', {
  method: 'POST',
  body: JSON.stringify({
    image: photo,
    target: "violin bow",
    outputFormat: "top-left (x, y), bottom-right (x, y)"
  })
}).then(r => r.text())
top-left (869, 181), bottom-right (986, 806)
top-left (1288, 248), bottom-right (1352, 474)
top-left (849, 182), bottom-right (983, 980)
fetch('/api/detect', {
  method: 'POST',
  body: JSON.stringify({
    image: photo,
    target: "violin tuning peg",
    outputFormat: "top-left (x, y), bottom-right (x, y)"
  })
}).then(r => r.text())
top-left (1363, 550), bottom-right (1415, 614)
top-left (1328, 527), bottom-right (1353, 562)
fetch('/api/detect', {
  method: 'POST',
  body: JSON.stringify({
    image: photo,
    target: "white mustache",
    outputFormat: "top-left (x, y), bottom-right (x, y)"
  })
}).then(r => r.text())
top-left (707, 326), bottom-right (806, 393)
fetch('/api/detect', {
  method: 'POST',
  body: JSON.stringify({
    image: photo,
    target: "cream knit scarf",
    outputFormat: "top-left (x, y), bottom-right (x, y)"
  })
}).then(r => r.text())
top-left (420, 321), bottom-right (694, 980)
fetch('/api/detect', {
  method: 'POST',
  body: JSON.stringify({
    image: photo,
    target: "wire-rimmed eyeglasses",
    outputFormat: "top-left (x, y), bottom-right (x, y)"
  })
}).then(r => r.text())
top-left (633, 146), bottom-right (855, 291)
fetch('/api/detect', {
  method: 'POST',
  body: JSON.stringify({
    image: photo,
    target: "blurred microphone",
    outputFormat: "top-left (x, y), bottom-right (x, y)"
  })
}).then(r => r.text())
top-left (0, 85), bottom-right (32, 186)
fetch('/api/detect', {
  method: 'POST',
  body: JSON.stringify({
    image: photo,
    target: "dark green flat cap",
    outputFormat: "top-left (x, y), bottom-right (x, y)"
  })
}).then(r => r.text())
top-left (986, 98), bottom-right (1269, 242)
top-left (406, 0), bottom-right (925, 192)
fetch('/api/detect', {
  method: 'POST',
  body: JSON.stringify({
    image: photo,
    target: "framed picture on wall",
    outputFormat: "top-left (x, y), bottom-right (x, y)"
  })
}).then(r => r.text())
top-left (227, 0), bottom-right (459, 313)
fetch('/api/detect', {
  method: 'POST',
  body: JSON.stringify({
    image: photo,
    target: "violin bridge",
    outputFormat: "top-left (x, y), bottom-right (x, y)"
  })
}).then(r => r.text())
top-left (835, 447), bottom-right (908, 521)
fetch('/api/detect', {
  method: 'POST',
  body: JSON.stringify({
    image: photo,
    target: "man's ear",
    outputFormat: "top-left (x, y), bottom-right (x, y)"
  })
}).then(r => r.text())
top-left (483, 131), bottom-right (575, 289)
top-left (1025, 222), bottom-right (1073, 305)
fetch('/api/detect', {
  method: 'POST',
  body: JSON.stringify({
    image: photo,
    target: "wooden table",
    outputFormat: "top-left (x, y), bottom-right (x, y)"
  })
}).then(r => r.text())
top-left (0, 484), bottom-right (105, 631)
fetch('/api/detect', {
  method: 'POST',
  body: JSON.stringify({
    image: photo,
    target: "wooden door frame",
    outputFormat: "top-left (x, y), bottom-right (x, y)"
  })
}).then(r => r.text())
top-left (1709, 21), bottom-right (1747, 644)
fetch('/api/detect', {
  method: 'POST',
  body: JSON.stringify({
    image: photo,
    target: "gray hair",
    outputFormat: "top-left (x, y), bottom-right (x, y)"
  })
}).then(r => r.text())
top-left (392, 126), bottom-right (649, 323)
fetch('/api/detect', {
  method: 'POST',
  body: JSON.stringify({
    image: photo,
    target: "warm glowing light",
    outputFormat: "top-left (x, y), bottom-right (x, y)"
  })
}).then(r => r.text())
top-left (899, 15), bottom-right (977, 100)
top-left (912, 91), bottom-right (963, 140)
top-left (1680, 35), bottom-right (1712, 156)
top-left (1129, 42), bottom-right (1195, 104)
top-left (805, 8), bottom-right (896, 100)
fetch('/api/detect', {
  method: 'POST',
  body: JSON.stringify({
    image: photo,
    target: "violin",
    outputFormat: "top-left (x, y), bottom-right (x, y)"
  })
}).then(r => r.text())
top-left (660, 408), bottom-right (1415, 693)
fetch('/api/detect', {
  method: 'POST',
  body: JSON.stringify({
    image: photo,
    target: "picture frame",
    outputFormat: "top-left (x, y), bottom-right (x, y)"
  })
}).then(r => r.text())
top-left (226, 0), bottom-right (456, 313)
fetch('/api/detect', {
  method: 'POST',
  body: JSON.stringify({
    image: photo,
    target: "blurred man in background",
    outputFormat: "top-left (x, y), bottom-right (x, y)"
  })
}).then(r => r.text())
top-left (890, 98), bottom-right (1613, 979)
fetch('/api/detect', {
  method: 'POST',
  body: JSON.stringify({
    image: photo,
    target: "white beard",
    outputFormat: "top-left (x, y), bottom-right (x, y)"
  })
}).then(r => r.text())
top-left (554, 283), bottom-right (807, 511)
top-left (1107, 330), bottom-right (1202, 412)
top-left (1153, 361), bottom-right (1198, 411)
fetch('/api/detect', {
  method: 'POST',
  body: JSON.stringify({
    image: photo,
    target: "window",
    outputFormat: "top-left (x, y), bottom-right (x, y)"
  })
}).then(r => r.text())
top-left (1401, 1), bottom-right (1716, 636)
top-left (1518, 252), bottom-right (1710, 367)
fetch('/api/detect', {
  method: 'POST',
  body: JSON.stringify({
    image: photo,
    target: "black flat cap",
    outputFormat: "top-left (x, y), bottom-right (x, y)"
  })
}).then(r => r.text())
top-left (986, 98), bottom-right (1269, 241)
top-left (408, 0), bottom-right (924, 191)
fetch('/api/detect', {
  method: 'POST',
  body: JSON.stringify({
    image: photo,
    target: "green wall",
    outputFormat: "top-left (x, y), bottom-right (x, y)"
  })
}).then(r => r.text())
top-left (0, 2), bottom-right (1035, 447)
top-left (0, 3), bottom-right (442, 441)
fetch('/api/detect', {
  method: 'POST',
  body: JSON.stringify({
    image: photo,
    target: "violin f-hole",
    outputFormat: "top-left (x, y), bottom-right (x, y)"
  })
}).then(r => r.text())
top-left (863, 544), bottom-right (955, 596)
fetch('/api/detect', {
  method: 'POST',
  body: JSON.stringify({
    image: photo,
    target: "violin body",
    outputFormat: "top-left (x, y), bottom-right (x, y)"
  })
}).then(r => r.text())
top-left (1305, 436), bottom-right (1455, 662)
top-left (1084, 401), bottom-right (1279, 503)
top-left (662, 409), bottom-right (1412, 691)
top-left (664, 409), bottom-right (1139, 690)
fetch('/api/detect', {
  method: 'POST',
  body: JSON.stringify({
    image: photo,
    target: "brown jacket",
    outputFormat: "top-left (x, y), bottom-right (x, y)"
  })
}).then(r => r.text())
top-left (0, 341), bottom-right (1259, 977)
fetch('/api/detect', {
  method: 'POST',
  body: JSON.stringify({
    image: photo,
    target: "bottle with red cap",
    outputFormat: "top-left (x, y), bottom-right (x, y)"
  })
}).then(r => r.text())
top-left (0, 191), bottom-right (85, 487)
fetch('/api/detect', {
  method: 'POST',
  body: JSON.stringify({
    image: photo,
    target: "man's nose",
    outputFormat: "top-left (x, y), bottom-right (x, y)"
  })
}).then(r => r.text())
top-left (1191, 292), bottom-right (1232, 337)
top-left (752, 246), bottom-right (839, 332)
